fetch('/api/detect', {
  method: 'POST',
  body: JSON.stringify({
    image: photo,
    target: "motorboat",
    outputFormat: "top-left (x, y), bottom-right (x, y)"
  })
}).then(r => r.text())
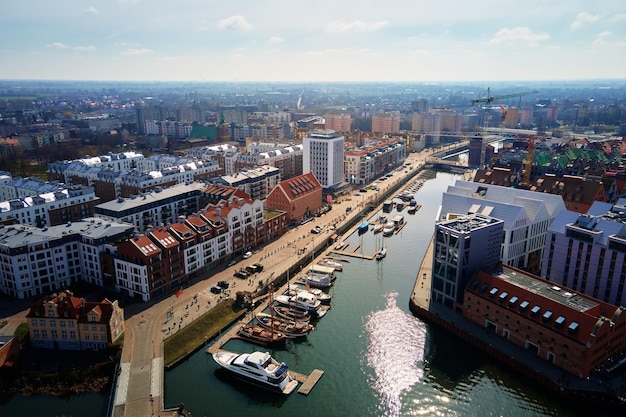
top-left (237, 324), bottom-right (287, 347)
top-left (372, 223), bottom-right (384, 234)
top-left (382, 200), bottom-right (394, 212)
top-left (358, 221), bottom-right (369, 234)
top-left (334, 240), bottom-right (346, 250)
top-left (212, 350), bottom-right (298, 395)
top-left (255, 312), bottom-right (315, 338)
top-left (298, 273), bottom-right (333, 289)
top-left (317, 258), bottom-right (343, 271)
top-left (285, 285), bottom-right (332, 304)
top-left (382, 222), bottom-right (395, 236)
top-left (376, 245), bottom-right (387, 260)
top-left (274, 292), bottom-right (321, 312)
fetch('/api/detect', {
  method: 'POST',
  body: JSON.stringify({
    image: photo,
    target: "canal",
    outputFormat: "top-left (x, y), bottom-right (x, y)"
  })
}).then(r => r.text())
top-left (164, 172), bottom-right (592, 417)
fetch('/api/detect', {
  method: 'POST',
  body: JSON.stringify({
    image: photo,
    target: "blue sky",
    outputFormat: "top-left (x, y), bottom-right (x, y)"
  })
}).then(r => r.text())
top-left (1, 0), bottom-right (624, 82)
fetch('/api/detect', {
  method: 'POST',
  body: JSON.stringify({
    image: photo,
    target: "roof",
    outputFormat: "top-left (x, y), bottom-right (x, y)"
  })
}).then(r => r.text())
top-left (95, 182), bottom-right (206, 213)
top-left (467, 266), bottom-right (624, 345)
top-left (275, 173), bottom-right (321, 201)
top-left (26, 291), bottom-right (120, 324)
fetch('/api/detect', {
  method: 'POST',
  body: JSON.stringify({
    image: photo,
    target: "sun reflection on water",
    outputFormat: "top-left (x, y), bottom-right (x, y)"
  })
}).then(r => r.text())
top-left (364, 292), bottom-right (428, 417)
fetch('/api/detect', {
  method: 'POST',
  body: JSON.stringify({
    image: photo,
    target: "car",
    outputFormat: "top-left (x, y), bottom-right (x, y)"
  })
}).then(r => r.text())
top-left (246, 264), bottom-right (259, 274)
top-left (345, 206), bottom-right (352, 213)
top-left (210, 285), bottom-right (223, 294)
top-left (252, 263), bottom-right (264, 272)
top-left (311, 225), bottom-right (322, 234)
top-left (234, 270), bottom-right (249, 279)
top-left (359, 188), bottom-right (367, 192)
top-left (243, 251), bottom-right (252, 259)
top-left (217, 280), bottom-right (229, 289)
top-left (227, 260), bottom-right (237, 267)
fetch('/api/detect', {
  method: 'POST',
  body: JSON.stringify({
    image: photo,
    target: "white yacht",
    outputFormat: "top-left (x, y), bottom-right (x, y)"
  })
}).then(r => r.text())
top-left (275, 291), bottom-right (321, 312)
top-left (212, 350), bottom-right (298, 395)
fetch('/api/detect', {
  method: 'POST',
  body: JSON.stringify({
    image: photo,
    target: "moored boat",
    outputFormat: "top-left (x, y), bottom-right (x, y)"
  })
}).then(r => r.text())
top-left (274, 292), bottom-right (321, 312)
top-left (298, 273), bottom-right (333, 289)
top-left (271, 305), bottom-right (312, 322)
top-left (373, 223), bottom-right (384, 234)
top-left (382, 222), bottom-right (395, 236)
top-left (375, 245), bottom-right (387, 260)
top-left (285, 285), bottom-right (332, 304)
top-left (212, 350), bottom-right (298, 395)
top-left (237, 324), bottom-right (287, 347)
top-left (358, 221), bottom-right (369, 234)
top-left (317, 258), bottom-right (343, 271)
top-left (255, 312), bottom-right (315, 338)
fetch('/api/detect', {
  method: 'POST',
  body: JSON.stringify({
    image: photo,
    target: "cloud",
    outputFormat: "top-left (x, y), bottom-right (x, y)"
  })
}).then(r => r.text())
top-left (268, 36), bottom-right (285, 44)
top-left (325, 20), bottom-right (388, 33)
top-left (489, 27), bottom-right (550, 44)
top-left (84, 6), bottom-right (98, 15)
top-left (121, 48), bottom-right (154, 56)
top-left (47, 42), bottom-right (70, 49)
top-left (609, 14), bottom-right (626, 22)
top-left (571, 12), bottom-right (601, 29)
top-left (216, 15), bottom-right (253, 31)
top-left (46, 42), bottom-right (95, 52)
top-left (592, 31), bottom-right (626, 47)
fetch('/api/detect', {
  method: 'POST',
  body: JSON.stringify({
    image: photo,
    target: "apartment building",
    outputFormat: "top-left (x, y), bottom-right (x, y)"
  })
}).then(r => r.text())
top-left (213, 166), bottom-right (281, 201)
top-left (303, 130), bottom-right (345, 190)
top-left (541, 200), bottom-right (626, 307)
top-left (27, 291), bottom-right (125, 351)
top-left (344, 138), bottom-right (407, 185)
top-left (266, 173), bottom-right (322, 224)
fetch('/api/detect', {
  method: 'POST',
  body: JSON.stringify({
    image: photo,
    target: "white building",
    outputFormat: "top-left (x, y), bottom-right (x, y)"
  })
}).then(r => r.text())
top-left (541, 199), bottom-right (626, 307)
top-left (440, 180), bottom-right (566, 272)
top-left (303, 130), bottom-right (345, 190)
top-left (214, 166), bottom-right (280, 201)
top-left (0, 218), bottom-right (134, 299)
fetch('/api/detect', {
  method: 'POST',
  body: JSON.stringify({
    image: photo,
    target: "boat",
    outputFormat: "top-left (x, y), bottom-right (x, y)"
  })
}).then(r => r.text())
top-left (382, 222), bottom-right (395, 236)
top-left (376, 245), bottom-right (387, 260)
top-left (358, 221), bottom-right (369, 234)
top-left (255, 312), bottom-right (315, 338)
top-left (298, 272), bottom-right (333, 289)
top-left (378, 214), bottom-right (388, 223)
top-left (334, 240), bottom-right (346, 250)
top-left (274, 292), bottom-right (321, 312)
top-left (212, 350), bottom-right (299, 395)
top-left (396, 201), bottom-right (405, 211)
top-left (271, 305), bottom-right (312, 322)
top-left (373, 223), bottom-right (384, 234)
top-left (237, 324), bottom-right (287, 347)
top-left (382, 200), bottom-right (394, 212)
top-left (393, 214), bottom-right (405, 228)
top-left (285, 285), bottom-right (332, 304)
top-left (317, 258), bottom-right (343, 271)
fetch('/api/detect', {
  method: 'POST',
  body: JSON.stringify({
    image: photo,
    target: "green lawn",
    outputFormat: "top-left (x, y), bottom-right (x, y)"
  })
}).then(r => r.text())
top-left (163, 299), bottom-right (245, 369)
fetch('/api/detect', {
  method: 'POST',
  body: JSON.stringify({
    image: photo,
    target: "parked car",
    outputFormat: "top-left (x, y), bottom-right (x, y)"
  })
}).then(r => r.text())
top-left (227, 260), bottom-right (237, 267)
top-left (246, 264), bottom-right (259, 274)
top-left (210, 285), bottom-right (223, 294)
top-left (234, 270), bottom-right (249, 279)
top-left (243, 251), bottom-right (252, 259)
top-left (253, 263), bottom-right (264, 272)
top-left (311, 225), bottom-right (322, 234)
top-left (217, 280), bottom-right (229, 289)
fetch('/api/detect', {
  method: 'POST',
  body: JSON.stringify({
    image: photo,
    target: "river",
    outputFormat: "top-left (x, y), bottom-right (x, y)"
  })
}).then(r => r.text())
top-left (0, 171), bottom-right (598, 417)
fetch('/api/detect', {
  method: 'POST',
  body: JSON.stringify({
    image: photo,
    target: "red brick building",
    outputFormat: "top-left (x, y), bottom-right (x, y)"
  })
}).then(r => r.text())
top-left (265, 173), bottom-right (322, 224)
top-left (463, 266), bottom-right (626, 379)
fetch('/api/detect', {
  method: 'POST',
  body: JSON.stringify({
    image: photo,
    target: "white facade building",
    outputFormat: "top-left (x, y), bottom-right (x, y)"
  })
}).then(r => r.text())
top-left (303, 130), bottom-right (344, 190)
top-left (440, 180), bottom-right (566, 272)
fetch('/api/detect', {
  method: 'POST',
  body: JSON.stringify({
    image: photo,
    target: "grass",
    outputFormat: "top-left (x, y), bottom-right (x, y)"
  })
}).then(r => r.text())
top-left (15, 322), bottom-right (30, 346)
top-left (163, 299), bottom-right (245, 369)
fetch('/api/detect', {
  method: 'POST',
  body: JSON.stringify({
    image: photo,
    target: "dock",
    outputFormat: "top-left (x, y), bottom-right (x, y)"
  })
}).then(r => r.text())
top-left (296, 369), bottom-right (324, 395)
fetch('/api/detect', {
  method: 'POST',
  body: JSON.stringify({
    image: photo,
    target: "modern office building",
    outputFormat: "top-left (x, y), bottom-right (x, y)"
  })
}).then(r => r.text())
top-left (440, 180), bottom-right (566, 273)
top-left (303, 130), bottom-right (345, 190)
top-left (541, 199), bottom-right (626, 307)
top-left (464, 266), bottom-right (626, 379)
top-left (431, 213), bottom-right (504, 308)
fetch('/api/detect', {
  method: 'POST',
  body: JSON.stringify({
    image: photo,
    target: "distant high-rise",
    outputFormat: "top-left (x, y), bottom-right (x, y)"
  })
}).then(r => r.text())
top-left (372, 112), bottom-right (400, 135)
top-left (303, 130), bottom-right (344, 190)
top-left (324, 113), bottom-right (352, 133)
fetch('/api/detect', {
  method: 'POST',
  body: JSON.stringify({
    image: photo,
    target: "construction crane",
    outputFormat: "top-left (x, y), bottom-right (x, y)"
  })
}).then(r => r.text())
top-left (471, 87), bottom-right (539, 106)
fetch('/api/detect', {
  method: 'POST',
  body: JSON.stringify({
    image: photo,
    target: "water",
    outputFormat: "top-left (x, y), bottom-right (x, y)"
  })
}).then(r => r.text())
top-left (164, 172), bottom-right (593, 417)
top-left (0, 172), bottom-right (597, 416)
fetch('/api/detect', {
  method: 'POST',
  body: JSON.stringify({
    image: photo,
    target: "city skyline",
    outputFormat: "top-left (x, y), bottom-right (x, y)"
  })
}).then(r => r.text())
top-left (1, 1), bottom-right (625, 82)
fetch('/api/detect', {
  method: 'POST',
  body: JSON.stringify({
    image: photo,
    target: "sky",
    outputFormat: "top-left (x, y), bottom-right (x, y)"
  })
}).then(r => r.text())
top-left (1, 0), bottom-right (625, 82)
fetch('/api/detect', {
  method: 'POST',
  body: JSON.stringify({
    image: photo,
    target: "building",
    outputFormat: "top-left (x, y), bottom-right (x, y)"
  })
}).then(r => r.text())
top-left (324, 113), bottom-right (352, 133)
top-left (529, 174), bottom-right (607, 214)
top-left (27, 291), bottom-right (125, 351)
top-left (371, 112), bottom-right (401, 135)
top-left (440, 180), bottom-right (566, 273)
top-left (266, 173), bottom-right (322, 224)
top-left (0, 218), bottom-right (135, 299)
top-left (303, 130), bottom-right (345, 190)
top-left (0, 335), bottom-right (20, 369)
top-left (464, 266), bottom-right (626, 379)
top-left (344, 138), bottom-right (407, 185)
top-left (432, 213), bottom-right (504, 308)
top-left (213, 166), bottom-right (281, 201)
top-left (94, 182), bottom-right (205, 233)
top-left (541, 200), bottom-right (626, 307)
top-left (0, 185), bottom-right (97, 228)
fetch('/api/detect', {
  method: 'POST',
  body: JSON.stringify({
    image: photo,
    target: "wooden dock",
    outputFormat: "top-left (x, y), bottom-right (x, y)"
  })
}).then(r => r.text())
top-left (295, 369), bottom-right (324, 395)
top-left (330, 249), bottom-right (376, 260)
